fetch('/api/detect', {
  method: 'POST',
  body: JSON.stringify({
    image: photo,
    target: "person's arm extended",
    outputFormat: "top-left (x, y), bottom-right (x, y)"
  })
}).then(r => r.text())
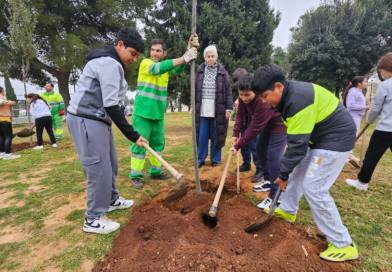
top-left (105, 105), bottom-right (140, 142)
top-left (149, 58), bottom-right (186, 76)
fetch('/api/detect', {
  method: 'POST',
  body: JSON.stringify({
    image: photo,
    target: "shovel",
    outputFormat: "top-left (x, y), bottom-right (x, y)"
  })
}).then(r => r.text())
top-left (13, 124), bottom-right (36, 138)
top-left (142, 143), bottom-right (189, 202)
top-left (348, 124), bottom-right (370, 168)
top-left (244, 187), bottom-right (282, 233)
top-left (202, 151), bottom-right (233, 228)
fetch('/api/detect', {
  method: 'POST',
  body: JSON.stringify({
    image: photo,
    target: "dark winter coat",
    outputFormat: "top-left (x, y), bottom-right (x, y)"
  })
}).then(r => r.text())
top-left (195, 62), bottom-right (233, 149)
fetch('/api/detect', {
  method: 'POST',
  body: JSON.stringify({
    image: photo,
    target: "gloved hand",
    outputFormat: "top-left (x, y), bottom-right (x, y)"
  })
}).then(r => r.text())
top-left (187, 33), bottom-right (200, 49)
top-left (182, 47), bottom-right (198, 63)
top-left (59, 109), bottom-right (65, 116)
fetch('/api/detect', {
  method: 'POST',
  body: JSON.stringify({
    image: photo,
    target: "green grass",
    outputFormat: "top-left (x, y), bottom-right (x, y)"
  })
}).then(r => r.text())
top-left (0, 112), bottom-right (391, 271)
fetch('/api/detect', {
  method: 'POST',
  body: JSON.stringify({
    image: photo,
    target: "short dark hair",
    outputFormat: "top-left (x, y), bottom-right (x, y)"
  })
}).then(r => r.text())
top-left (238, 73), bottom-right (254, 92)
top-left (252, 64), bottom-right (286, 95)
top-left (151, 39), bottom-right (167, 51)
top-left (232, 68), bottom-right (248, 83)
top-left (116, 27), bottom-right (145, 54)
top-left (46, 82), bottom-right (54, 87)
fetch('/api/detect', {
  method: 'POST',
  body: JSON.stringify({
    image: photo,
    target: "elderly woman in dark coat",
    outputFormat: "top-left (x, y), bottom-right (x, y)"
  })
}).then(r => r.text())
top-left (195, 45), bottom-right (233, 167)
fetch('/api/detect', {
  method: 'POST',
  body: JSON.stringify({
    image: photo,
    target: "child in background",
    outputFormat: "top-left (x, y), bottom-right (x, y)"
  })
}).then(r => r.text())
top-left (231, 73), bottom-right (287, 209)
top-left (26, 93), bottom-right (57, 149)
top-left (342, 76), bottom-right (368, 134)
top-left (0, 86), bottom-right (20, 160)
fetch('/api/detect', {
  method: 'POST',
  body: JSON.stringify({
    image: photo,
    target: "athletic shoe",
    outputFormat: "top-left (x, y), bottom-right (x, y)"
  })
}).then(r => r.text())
top-left (251, 171), bottom-right (264, 183)
top-left (82, 215), bottom-right (120, 234)
top-left (132, 178), bottom-right (144, 189)
top-left (264, 207), bottom-right (296, 223)
top-left (150, 172), bottom-right (171, 180)
top-left (239, 163), bottom-right (251, 172)
top-left (52, 143), bottom-right (58, 148)
top-left (33, 145), bottom-right (43, 150)
top-left (320, 242), bottom-right (359, 262)
top-left (108, 196), bottom-right (135, 212)
top-left (345, 179), bottom-right (368, 191)
top-left (0, 152), bottom-right (5, 159)
top-left (212, 162), bottom-right (220, 167)
top-left (3, 153), bottom-right (21, 160)
top-left (253, 180), bottom-right (271, 192)
top-left (257, 197), bottom-right (272, 209)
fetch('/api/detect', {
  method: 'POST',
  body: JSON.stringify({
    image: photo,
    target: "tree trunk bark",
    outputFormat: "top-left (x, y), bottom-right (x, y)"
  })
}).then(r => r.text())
top-left (57, 71), bottom-right (71, 109)
top-left (22, 58), bottom-right (33, 146)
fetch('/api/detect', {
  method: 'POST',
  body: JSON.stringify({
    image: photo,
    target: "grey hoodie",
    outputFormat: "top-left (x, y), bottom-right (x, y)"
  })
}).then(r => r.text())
top-left (368, 77), bottom-right (392, 132)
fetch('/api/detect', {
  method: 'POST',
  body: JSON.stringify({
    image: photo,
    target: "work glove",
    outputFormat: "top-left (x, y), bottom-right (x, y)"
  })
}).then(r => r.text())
top-left (187, 33), bottom-right (200, 49)
top-left (182, 47), bottom-right (198, 63)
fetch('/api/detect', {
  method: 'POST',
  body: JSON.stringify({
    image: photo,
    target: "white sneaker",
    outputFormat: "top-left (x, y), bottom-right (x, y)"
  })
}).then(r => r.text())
top-left (257, 197), bottom-right (272, 209)
top-left (345, 179), bottom-right (368, 191)
top-left (108, 196), bottom-right (135, 212)
top-left (0, 152), bottom-right (5, 159)
top-left (82, 215), bottom-right (120, 234)
top-left (33, 145), bottom-right (44, 150)
top-left (3, 153), bottom-right (21, 160)
top-left (253, 180), bottom-right (271, 192)
top-left (52, 143), bottom-right (57, 148)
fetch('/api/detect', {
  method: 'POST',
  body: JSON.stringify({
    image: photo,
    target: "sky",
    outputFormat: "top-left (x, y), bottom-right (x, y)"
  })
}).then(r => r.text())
top-left (270, 0), bottom-right (321, 49)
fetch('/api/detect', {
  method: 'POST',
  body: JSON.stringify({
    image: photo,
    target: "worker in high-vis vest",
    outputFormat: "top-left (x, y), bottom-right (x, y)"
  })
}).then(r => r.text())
top-left (40, 83), bottom-right (65, 140)
top-left (130, 35), bottom-right (199, 189)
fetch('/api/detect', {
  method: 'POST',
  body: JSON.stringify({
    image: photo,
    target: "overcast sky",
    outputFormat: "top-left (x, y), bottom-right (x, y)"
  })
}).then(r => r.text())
top-left (270, 0), bottom-right (321, 49)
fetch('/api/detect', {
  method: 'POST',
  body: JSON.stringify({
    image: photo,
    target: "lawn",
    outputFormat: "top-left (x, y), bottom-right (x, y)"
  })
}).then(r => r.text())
top-left (0, 112), bottom-right (390, 271)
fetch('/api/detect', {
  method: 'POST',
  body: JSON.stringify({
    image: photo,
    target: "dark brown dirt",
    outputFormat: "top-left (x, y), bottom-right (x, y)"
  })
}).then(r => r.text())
top-left (12, 141), bottom-right (49, 152)
top-left (93, 184), bottom-right (353, 272)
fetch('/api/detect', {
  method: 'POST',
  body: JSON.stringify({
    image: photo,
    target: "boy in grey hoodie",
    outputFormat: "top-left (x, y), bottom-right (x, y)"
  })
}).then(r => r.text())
top-left (67, 28), bottom-right (147, 234)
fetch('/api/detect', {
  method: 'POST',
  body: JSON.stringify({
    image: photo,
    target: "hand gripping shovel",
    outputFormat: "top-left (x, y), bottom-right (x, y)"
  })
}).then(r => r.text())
top-left (142, 143), bottom-right (189, 202)
top-left (202, 151), bottom-right (233, 228)
top-left (244, 187), bottom-right (282, 233)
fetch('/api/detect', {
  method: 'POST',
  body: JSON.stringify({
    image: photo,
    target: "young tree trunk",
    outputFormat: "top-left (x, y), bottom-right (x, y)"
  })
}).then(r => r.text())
top-left (57, 71), bottom-right (71, 109)
top-left (22, 58), bottom-right (33, 146)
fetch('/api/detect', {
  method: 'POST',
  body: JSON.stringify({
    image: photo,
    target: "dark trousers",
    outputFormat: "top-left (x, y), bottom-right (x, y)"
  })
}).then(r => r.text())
top-left (257, 131), bottom-right (287, 198)
top-left (241, 134), bottom-right (262, 173)
top-left (197, 117), bottom-right (222, 165)
top-left (35, 116), bottom-right (56, 146)
top-left (0, 121), bottom-right (12, 154)
top-left (358, 130), bottom-right (392, 183)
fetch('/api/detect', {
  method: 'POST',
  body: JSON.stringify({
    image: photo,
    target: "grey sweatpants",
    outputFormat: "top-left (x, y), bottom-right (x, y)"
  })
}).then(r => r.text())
top-left (280, 148), bottom-right (353, 248)
top-left (67, 114), bottom-right (119, 218)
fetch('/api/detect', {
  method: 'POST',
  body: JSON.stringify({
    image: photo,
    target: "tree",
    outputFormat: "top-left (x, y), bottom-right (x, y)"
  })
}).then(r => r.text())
top-left (1, 0), bottom-right (153, 107)
top-left (288, 0), bottom-right (392, 94)
top-left (272, 46), bottom-right (289, 73)
top-left (4, 75), bottom-right (17, 102)
top-left (144, 0), bottom-right (280, 107)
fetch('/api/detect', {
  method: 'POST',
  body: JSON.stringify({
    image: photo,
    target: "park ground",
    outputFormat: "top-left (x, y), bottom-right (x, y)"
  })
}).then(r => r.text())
top-left (0, 112), bottom-right (391, 271)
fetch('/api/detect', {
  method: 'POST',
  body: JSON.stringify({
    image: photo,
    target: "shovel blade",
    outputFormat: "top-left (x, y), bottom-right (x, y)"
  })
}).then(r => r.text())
top-left (244, 214), bottom-right (273, 233)
top-left (202, 213), bottom-right (218, 228)
top-left (164, 180), bottom-right (189, 203)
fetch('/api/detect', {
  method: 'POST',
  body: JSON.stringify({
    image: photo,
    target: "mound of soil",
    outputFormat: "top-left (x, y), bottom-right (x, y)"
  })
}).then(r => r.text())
top-left (12, 141), bottom-right (49, 152)
top-left (93, 190), bottom-right (353, 272)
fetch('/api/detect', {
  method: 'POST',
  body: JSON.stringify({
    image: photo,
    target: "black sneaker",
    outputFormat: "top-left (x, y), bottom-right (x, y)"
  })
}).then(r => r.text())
top-left (150, 172), bottom-right (171, 180)
top-left (239, 163), bottom-right (251, 172)
top-left (211, 162), bottom-right (220, 167)
top-left (132, 178), bottom-right (144, 189)
top-left (198, 162), bottom-right (204, 168)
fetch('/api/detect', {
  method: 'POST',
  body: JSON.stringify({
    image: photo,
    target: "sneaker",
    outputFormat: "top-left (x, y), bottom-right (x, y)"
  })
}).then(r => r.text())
top-left (253, 180), bottom-right (271, 192)
top-left (52, 143), bottom-right (58, 148)
top-left (257, 197), bottom-right (272, 209)
top-left (239, 163), bottom-right (251, 172)
top-left (264, 207), bottom-right (296, 223)
top-left (198, 162), bottom-right (204, 168)
top-left (33, 145), bottom-right (43, 150)
top-left (82, 215), bottom-right (120, 234)
top-left (132, 178), bottom-right (144, 189)
top-left (211, 162), bottom-right (220, 167)
top-left (3, 153), bottom-right (21, 160)
top-left (0, 152), bottom-right (5, 159)
top-left (252, 171), bottom-right (264, 183)
top-left (150, 172), bottom-right (171, 180)
top-left (320, 242), bottom-right (359, 262)
top-left (108, 196), bottom-right (135, 212)
top-left (345, 179), bottom-right (368, 191)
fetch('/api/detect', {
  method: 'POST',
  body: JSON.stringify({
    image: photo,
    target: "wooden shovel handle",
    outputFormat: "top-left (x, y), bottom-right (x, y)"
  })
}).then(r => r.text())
top-left (142, 142), bottom-right (183, 180)
top-left (209, 151), bottom-right (233, 216)
top-left (356, 124), bottom-right (369, 142)
top-left (236, 151), bottom-right (240, 194)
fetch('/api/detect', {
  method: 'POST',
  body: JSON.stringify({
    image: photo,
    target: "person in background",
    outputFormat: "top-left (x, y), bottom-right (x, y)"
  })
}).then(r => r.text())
top-left (346, 52), bottom-right (392, 191)
top-left (196, 45), bottom-right (232, 168)
top-left (0, 86), bottom-right (20, 160)
top-left (40, 82), bottom-right (65, 140)
top-left (26, 93), bottom-right (57, 149)
top-left (342, 76), bottom-right (368, 134)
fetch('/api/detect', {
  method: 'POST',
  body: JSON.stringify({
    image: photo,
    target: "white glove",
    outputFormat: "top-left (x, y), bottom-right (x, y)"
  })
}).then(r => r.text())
top-left (182, 47), bottom-right (198, 63)
top-left (187, 33), bottom-right (200, 49)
